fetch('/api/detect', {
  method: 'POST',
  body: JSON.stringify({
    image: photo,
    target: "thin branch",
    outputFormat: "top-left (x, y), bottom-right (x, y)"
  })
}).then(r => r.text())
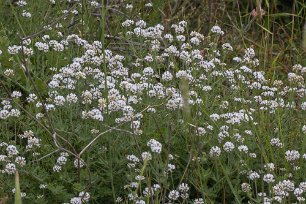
top-left (30, 149), bottom-right (60, 163)
top-left (79, 122), bottom-right (126, 156)
top-left (101, 124), bottom-right (133, 135)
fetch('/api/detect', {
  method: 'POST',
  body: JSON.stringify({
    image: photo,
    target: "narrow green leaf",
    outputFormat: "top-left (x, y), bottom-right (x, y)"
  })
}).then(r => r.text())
top-left (180, 78), bottom-right (191, 122)
top-left (303, 23), bottom-right (306, 51)
top-left (15, 171), bottom-right (22, 204)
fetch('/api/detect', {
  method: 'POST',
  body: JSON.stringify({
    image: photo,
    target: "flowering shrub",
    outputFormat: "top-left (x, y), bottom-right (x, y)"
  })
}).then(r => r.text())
top-left (1, 0), bottom-right (306, 203)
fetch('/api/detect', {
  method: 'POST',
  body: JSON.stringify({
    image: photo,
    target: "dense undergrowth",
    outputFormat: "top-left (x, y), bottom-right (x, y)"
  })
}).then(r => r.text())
top-left (0, 0), bottom-right (306, 203)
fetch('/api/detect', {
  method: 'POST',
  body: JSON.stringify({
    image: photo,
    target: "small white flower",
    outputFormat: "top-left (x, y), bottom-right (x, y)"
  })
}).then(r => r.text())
top-left (241, 183), bottom-right (252, 192)
top-left (168, 190), bottom-right (180, 200)
top-left (178, 183), bottom-right (190, 193)
top-left (22, 10), bottom-right (31, 18)
top-left (263, 174), bottom-right (275, 183)
top-left (6, 145), bottom-right (19, 157)
top-left (223, 142), bottom-right (235, 152)
top-left (53, 165), bottom-right (61, 172)
top-left (302, 102), bottom-right (306, 110)
top-left (70, 197), bottom-right (82, 204)
top-left (248, 171), bottom-right (260, 180)
top-left (57, 156), bottom-right (67, 165)
top-left (5, 163), bottom-right (16, 174)
top-left (302, 125), bottom-right (306, 134)
top-left (145, 2), bottom-right (153, 7)
top-left (126, 4), bottom-right (133, 9)
top-left (74, 158), bottom-right (85, 168)
top-left (194, 198), bottom-right (205, 204)
top-left (141, 152), bottom-right (152, 161)
top-left (209, 146), bottom-right (221, 157)
top-left (222, 43), bottom-right (233, 51)
top-left (39, 184), bottom-right (48, 189)
top-left (285, 150), bottom-right (300, 161)
top-left (15, 156), bottom-right (26, 167)
top-left (79, 191), bottom-right (90, 202)
top-left (162, 71), bottom-right (173, 81)
top-left (167, 164), bottom-right (176, 172)
top-left (211, 25), bottom-right (224, 35)
top-left (147, 139), bottom-right (162, 153)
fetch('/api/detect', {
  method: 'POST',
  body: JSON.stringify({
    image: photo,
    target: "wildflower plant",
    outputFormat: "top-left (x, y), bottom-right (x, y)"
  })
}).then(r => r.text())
top-left (0, 0), bottom-right (306, 203)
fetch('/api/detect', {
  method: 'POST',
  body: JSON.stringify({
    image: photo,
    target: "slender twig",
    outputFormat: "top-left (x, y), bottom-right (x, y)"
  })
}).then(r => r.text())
top-left (30, 149), bottom-right (60, 163)
top-left (101, 124), bottom-right (133, 134)
top-left (79, 122), bottom-right (126, 156)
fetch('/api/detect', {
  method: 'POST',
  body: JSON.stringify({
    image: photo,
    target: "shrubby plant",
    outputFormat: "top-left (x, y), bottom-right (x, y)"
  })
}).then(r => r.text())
top-left (0, 0), bottom-right (306, 203)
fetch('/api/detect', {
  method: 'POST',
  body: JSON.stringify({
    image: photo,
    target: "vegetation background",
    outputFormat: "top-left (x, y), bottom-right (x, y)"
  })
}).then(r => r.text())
top-left (1, 0), bottom-right (306, 72)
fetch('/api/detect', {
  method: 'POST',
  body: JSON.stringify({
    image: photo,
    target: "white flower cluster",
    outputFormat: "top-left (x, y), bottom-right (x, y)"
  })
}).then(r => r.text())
top-left (0, 143), bottom-right (26, 174)
top-left (70, 191), bottom-right (90, 204)
top-left (147, 139), bottom-right (162, 154)
top-left (53, 152), bottom-right (69, 172)
top-left (0, 100), bottom-right (21, 119)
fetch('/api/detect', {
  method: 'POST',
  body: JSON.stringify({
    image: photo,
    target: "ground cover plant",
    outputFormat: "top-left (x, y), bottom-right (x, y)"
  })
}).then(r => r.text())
top-left (0, 0), bottom-right (306, 203)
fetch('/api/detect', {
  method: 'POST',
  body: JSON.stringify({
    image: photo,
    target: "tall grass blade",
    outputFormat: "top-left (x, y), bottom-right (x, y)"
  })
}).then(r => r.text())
top-left (14, 171), bottom-right (22, 204)
top-left (303, 23), bottom-right (306, 51)
top-left (180, 78), bottom-right (191, 122)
